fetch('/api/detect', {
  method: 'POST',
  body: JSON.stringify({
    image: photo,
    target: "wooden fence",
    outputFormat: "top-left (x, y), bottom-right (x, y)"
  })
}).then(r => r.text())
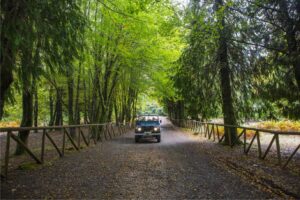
top-left (171, 119), bottom-right (300, 169)
top-left (0, 122), bottom-right (130, 178)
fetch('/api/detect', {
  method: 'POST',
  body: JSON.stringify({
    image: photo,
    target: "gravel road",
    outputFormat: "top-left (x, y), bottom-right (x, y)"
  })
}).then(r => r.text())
top-left (1, 118), bottom-right (274, 199)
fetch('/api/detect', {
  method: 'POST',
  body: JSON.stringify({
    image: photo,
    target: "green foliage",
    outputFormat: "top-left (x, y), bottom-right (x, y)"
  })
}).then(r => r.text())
top-left (167, 0), bottom-right (300, 122)
top-left (1, 0), bottom-right (299, 129)
top-left (1, 0), bottom-right (184, 125)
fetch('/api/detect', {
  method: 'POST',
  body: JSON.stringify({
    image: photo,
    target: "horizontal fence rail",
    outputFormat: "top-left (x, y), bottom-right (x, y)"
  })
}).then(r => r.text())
top-left (171, 119), bottom-right (300, 169)
top-left (0, 122), bottom-right (131, 178)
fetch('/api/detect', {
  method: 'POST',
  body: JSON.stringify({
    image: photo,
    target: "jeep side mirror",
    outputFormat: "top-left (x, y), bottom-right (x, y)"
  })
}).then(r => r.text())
top-left (160, 120), bottom-right (162, 123)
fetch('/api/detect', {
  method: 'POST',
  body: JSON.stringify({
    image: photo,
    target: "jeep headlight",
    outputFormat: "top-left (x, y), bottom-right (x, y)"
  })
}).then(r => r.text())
top-left (137, 127), bottom-right (142, 131)
top-left (154, 127), bottom-right (158, 131)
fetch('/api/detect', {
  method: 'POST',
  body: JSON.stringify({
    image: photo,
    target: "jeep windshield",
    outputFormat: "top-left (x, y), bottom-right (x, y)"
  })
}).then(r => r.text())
top-left (136, 121), bottom-right (160, 126)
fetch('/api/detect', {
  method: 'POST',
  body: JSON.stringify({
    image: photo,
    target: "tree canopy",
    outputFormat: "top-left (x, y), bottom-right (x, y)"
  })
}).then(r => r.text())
top-left (1, 0), bottom-right (299, 150)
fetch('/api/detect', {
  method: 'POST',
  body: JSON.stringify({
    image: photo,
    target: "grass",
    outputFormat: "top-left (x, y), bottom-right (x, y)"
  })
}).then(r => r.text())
top-left (0, 121), bottom-right (20, 127)
top-left (17, 159), bottom-right (58, 171)
top-left (18, 162), bottom-right (41, 170)
top-left (209, 120), bottom-right (300, 138)
top-left (257, 120), bottom-right (300, 132)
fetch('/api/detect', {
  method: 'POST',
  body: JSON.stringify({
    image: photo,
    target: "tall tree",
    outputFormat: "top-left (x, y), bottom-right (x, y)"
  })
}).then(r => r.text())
top-left (12, 0), bottom-right (85, 154)
top-left (215, 0), bottom-right (237, 143)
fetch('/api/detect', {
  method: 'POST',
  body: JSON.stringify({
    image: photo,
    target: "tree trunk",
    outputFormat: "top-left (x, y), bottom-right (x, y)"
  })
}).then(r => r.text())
top-left (55, 88), bottom-right (63, 126)
top-left (33, 84), bottom-right (38, 132)
top-left (67, 66), bottom-right (75, 137)
top-left (131, 92), bottom-right (138, 125)
top-left (91, 67), bottom-right (100, 123)
top-left (68, 76), bottom-right (74, 125)
top-left (0, 56), bottom-right (13, 119)
top-left (15, 26), bottom-right (35, 154)
top-left (83, 79), bottom-right (88, 123)
top-left (107, 105), bottom-right (113, 122)
top-left (16, 57), bottom-right (33, 155)
top-left (114, 101), bottom-right (119, 124)
top-left (15, 88), bottom-right (33, 155)
top-left (49, 87), bottom-right (54, 126)
top-left (215, 0), bottom-right (237, 145)
top-left (0, 0), bottom-right (19, 119)
top-left (74, 65), bottom-right (81, 124)
top-left (87, 70), bottom-right (93, 123)
top-left (277, 0), bottom-right (300, 91)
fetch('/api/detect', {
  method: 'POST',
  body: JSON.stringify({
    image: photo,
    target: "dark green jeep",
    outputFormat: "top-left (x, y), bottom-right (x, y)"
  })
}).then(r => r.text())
top-left (134, 115), bottom-right (161, 143)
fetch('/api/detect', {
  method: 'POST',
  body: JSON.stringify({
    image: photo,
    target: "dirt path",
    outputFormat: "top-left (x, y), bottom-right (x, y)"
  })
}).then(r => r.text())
top-left (1, 119), bottom-right (275, 199)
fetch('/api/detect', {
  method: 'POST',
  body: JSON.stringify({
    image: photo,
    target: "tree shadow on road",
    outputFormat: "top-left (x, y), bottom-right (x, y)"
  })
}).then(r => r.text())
top-left (113, 136), bottom-right (158, 145)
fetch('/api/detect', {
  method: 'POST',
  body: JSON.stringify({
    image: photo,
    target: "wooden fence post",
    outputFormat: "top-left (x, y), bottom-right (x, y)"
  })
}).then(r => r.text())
top-left (111, 123), bottom-right (116, 137)
top-left (256, 131), bottom-right (262, 158)
top-left (99, 126), bottom-right (103, 141)
top-left (10, 133), bottom-right (42, 164)
top-left (108, 124), bottom-right (113, 139)
top-left (80, 127), bottom-right (89, 146)
top-left (77, 127), bottom-right (81, 149)
top-left (87, 127), bottom-right (90, 145)
top-left (212, 124), bottom-right (216, 141)
top-left (4, 131), bottom-right (11, 177)
top-left (62, 128), bottom-right (65, 156)
top-left (245, 132), bottom-right (257, 154)
top-left (216, 125), bottom-right (220, 142)
top-left (63, 128), bottom-right (79, 151)
top-left (41, 129), bottom-right (46, 162)
top-left (275, 134), bottom-right (281, 165)
top-left (262, 134), bottom-right (276, 159)
top-left (45, 131), bottom-right (63, 157)
top-left (228, 126), bottom-right (232, 146)
top-left (243, 129), bottom-right (247, 153)
top-left (283, 144), bottom-right (300, 168)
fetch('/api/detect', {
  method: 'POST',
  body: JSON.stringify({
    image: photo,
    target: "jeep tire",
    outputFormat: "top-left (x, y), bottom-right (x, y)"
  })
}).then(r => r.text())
top-left (156, 136), bottom-right (161, 143)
